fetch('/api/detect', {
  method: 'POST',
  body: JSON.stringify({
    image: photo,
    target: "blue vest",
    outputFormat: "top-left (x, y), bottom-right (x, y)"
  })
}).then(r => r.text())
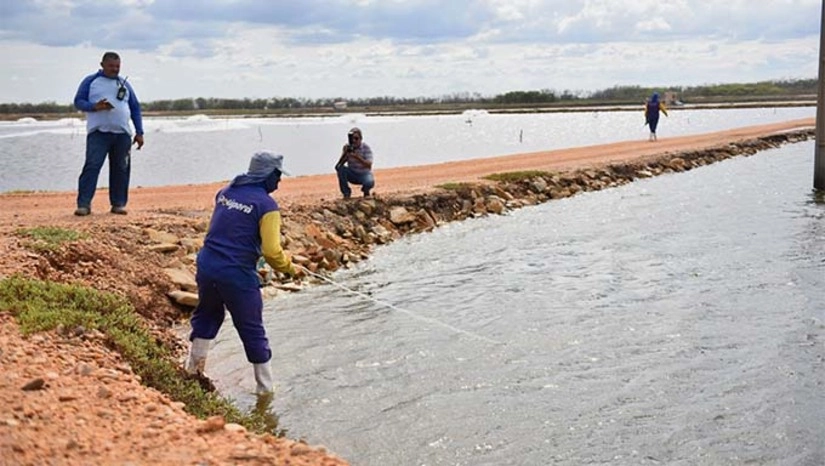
top-left (199, 183), bottom-right (278, 274)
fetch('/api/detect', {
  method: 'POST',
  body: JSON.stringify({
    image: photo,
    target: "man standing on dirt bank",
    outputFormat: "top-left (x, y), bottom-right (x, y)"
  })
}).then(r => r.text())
top-left (186, 151), bottom-right (300, 394)
top-left (73, 51), bottom-right (144, 216)
top-left (335, 127), bottom-right (375, 198)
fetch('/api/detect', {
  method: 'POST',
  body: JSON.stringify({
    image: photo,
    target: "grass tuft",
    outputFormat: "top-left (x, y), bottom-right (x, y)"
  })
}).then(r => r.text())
top-left (436, 182), bottom-right (475, 191)
top-left (483, 170), bottom-right (551, 182)
top-left (1, 190), bottom-right (39, 195)
top-left (16, 226), bottom-right (88, 253)
top-left (0, 275), bottom-right (284, 436)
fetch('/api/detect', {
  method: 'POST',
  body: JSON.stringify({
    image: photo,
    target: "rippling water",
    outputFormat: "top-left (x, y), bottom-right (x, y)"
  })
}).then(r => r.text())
top-left (206, 141), bottom-right (824, 465)
top-left (0, 106), bottom-right (814, 192)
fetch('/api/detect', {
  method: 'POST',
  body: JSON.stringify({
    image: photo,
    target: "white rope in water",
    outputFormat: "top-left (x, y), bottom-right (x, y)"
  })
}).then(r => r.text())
top-left (298, 266), bottom-right (503, 345)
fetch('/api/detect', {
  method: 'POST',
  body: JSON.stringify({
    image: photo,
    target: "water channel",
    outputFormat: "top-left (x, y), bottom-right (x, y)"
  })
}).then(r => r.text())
top-left (204, 140), bottom-right (824, 465)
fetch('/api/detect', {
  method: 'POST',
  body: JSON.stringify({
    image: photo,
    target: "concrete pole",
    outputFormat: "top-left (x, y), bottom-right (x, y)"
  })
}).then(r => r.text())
top-left (815, 0), bottom-right (825, 190)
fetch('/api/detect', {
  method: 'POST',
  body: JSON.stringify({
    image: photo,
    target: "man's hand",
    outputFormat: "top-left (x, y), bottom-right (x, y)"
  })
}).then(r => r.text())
top-left (335, 147), bottom-right (350, 169)
top-left (133, 134), bottom-right (144, 150)
top-left (93, 99), bottom-right (114, 111)
top-left (290, 266), bottom-right (306, 280)
top-left (348, 152), bottom-right (371, 169)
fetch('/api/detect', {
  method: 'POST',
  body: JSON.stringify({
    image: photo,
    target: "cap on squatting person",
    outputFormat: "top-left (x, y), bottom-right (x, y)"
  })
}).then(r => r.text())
top-left (185, 151), bottom-right (301, 394)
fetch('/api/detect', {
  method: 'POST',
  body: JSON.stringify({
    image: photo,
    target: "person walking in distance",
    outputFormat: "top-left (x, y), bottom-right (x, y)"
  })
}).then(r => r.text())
top-left (185, 151), bottom-right (301, 395)
top-left (335, 127), bottom-right (375, 198)
top-left (644, 92), bottom-right (668, 142)
top-left (73, 51), bottom-right (144, 216)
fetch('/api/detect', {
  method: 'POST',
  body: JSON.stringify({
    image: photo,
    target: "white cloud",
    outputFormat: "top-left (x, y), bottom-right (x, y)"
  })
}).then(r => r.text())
top-left (635, 18), bottom-right (672, 33)
top-left (0, 0), bottom-right (819, 102)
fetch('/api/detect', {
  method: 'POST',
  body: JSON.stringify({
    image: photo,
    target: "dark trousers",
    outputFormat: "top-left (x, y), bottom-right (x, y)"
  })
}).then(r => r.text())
top-left (77, 131), bottom-right (132, 208)
top-left (190, 259), bottom-right (271, 364)
top-left (336, 165), bottom-right (375, 197)
top-left (648, 116), bottom-right (660, 133)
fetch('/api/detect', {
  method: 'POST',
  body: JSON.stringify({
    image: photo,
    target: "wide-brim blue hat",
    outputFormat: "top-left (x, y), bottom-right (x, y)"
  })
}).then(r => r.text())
top-left (230, 151), bottom-right (290, 186)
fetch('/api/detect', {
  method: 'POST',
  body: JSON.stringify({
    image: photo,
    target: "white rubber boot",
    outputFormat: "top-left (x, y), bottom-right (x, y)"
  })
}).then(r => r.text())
top-left (185, 338), bottom-right (211, 375)
top-left (253, 362), bottom-right (274, 394)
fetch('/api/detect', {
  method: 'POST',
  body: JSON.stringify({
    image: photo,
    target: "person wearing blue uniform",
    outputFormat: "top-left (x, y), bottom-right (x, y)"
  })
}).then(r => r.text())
top-left (645, 92), bottom-right (669, 142)
top-left (335, 127), bottom-right (375, 198)
top-left (73, 51), bottom-right (144, 216)
top-left (185, 151), bottom-right (299, 394)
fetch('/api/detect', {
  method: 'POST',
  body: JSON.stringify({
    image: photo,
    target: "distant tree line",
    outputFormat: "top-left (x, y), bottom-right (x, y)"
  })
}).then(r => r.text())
top-left (590, 79), bottom-right (818, 102)
top-left (0, 79), bottom-right (816, 115)
top-left (0, 101), bottom-right (76, 115)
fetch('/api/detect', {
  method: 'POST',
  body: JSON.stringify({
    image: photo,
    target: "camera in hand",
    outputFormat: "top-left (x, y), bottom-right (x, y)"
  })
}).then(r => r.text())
top-left (336, 135), bottom-right (358, 169)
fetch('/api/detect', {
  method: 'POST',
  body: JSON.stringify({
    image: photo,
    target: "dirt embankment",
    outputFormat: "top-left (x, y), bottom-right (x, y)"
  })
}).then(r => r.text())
top-left (0, 118), bottom-right (815, 465)
top-left (0, 118), bottom-right (814, 228)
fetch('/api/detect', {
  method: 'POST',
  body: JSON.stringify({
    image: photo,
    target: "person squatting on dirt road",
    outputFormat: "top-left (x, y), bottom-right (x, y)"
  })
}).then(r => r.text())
top-left (185, 151), bottom-right (300, 394)
top-left (73, 51), bottom-right (144, 216)
top-left (645, 92), bottom-right (669, 142)
top-left (335, 127), bottom-right (375, 199)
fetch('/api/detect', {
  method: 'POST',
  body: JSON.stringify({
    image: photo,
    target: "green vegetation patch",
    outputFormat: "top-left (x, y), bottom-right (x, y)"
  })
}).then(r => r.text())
top-left (436, 182), bottom-right (476, 191)
top-left (0, 275), bottom-right (283, 435)
top-left (483, 170), bottom-right (551, 182)
top-left (1, 190), bottom-right (38, 195)
top-left (16, 226), bottom-right (88, 253)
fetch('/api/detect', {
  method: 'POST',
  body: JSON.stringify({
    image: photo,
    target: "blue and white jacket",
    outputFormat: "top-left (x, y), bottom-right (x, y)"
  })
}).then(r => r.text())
top-left (74, 70), bottom-right (144, 136)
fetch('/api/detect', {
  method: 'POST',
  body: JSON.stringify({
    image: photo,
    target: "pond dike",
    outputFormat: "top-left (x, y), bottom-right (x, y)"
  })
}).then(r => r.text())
top-left (166, 128), bottom-right (814, 306)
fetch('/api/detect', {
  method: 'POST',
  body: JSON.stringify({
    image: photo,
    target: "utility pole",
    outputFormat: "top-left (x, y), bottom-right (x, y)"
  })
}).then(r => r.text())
top-left (816, 0), bottom-right (825, 190)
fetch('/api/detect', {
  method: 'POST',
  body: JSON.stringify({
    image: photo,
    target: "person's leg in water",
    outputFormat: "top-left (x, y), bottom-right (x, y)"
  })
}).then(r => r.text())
top-left (187, 270), bottom-right (227, 375)
top-left (221, 272), bottom-right (274, 394)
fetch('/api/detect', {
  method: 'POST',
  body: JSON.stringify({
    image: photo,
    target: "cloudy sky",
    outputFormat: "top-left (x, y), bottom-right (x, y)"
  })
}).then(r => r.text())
top-left (1, 0), bottom-right (821, 103)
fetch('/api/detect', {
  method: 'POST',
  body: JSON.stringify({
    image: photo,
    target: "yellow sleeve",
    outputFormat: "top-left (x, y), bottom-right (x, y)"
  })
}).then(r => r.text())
top-left (660, 102), bottom-right (668, 116)
top-left (260, 211), bottom-right (296, 276)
